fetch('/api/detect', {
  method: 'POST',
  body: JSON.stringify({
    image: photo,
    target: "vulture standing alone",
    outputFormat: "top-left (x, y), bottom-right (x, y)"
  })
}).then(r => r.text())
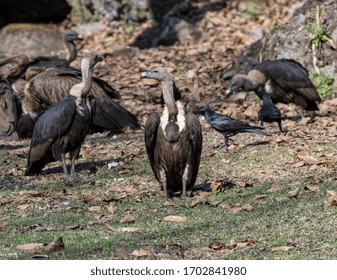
top-left (193, 105), bottom-right (269, 147)
top-left (141, 67), bottom-right (202, 199)
top-left (25, 55), bottom-right (102, 176)
top-left (226, 59), bottom-right (321, 111)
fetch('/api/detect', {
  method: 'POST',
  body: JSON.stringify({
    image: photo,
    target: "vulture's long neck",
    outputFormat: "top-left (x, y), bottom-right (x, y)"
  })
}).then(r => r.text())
top-left (162, 78), bottom-right (178, 120)
top-left (65, 40), bottom-right (77, 64)
top-left (80, 60), bottom-right (93, 96)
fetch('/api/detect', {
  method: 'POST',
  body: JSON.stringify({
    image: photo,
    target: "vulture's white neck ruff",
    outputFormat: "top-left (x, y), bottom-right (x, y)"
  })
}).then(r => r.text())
top-left (160, 100), bottom-right (186, 135)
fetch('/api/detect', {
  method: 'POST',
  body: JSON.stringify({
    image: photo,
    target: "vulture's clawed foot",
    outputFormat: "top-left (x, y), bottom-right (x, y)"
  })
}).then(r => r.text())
top-left (63, 173), bottom-right (81, 184)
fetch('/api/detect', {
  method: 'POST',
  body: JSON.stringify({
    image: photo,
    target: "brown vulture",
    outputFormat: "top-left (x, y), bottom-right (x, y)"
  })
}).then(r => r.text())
top-left (20, 64), bottom-right (140, 133)
top-left (25, 55), bottom-right (102, 176)
top-left (226, 59), bottom-right (321, 111)
top-left (193, 105), bottom-right (269, 147)
top-left (141, 67), bottom-right (202, 199)
top-left (258, 93), bottom-right (283, 132)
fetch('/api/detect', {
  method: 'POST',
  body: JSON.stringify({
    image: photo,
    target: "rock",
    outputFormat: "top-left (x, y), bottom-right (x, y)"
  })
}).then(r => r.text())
top-left (0, 24), bottom-right (64, 57)
top-left (75, 22), bottom-right (106, 34)
top-left (0, 0), bottom-right (70, 29)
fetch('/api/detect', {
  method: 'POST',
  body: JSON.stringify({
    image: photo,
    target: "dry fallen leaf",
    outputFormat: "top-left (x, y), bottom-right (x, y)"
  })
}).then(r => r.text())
top-left (272, 245), bottom-right (295, 251)
top-left (230, 207), bottom-right (243, 214)
top-left (296, 153), bottom-right (321, 165)
top-left (190, 198), bottom-right (203, 208)
top-left (162, 215), bottom-right (187, 222)
top-left (80, 195), bottom-right (101, 203)
top-left (131, 249), bottom-right (152, 257)
top-left (253, 194), bottom-right (268, 200)
top-left (16, 243), bottom-right (45, 251)
top-left (163, 201), bottom-right (177, 207)
top-left (288, 187), bottom-right (300, 198)
top-left (242, 204), bottom-right (254, 212)
top-left (88, 206), bottom-right (101, 213)
top-left (114, 227), bottom-right (141, 232)
top-left (324, 190), bottom-right (337, 207)
top-left (120, 215), bottom-right (136, 224)
top-left (17, 204), bottom-right (30, 210)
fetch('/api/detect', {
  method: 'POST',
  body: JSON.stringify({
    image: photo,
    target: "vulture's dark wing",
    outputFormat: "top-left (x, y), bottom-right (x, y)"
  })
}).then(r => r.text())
top-left (144, 112), bottom-right (160, 176)
top-left (26, 97), bottom-right (76, 175)
top-left (27, 56), bottom-right (68, 68)
top-left (186, 112), bottom-right (202, 186)
top-left (254, 59), bottom-right (321, 102)
top-left (93, 94), bottom-right (140, 131)
top-left (92, 77), bottom-right (120, 99)
top-left (26, 67), bottom-right (138, 131)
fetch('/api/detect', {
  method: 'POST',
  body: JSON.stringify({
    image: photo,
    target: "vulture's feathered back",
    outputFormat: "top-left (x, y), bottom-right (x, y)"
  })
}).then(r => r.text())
top-left (226, 59), bottom-right (321, 111)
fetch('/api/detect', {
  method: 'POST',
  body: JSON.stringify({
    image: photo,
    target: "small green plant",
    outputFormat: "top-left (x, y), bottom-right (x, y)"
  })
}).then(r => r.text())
top-left (305, 22), bottom-right (329, 48)
top-left (243, 2), bottom-right (259, 20)
top-left (310, 71), bottom-right (335, 99)
top-left (125, 20), bottom-right (134, 33)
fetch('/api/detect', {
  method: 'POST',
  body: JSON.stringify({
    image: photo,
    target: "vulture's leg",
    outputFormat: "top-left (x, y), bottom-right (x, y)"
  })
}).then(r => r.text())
top-left (181, 164), bottom-right (190, 199)
top-left (260, 120), bottom-right (264, 127)
top-left (61, 153), bottom-right (69, 175)
top-left (159, 169), bottom-right (168, 200)
top-left (70, 157), bottom-right (76, 177)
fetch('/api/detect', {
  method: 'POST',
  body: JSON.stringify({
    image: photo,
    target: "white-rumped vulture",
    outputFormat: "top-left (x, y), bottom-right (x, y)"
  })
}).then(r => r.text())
top-left (141, 67), bottom-right (202, 199)
top-left (20, 64), bottom-right (140, 133)
top-left (258, 93), bottom-right (283, 132)
top-left (226, 59), bottom-right (321, 111)
top-left (193, 105), bottom-right (269, 147)
top-left (25, 55), bottom-right (102, 176)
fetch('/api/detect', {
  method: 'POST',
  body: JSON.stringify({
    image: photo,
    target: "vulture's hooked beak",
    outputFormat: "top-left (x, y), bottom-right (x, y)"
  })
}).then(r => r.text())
top-left (140, 71), bottom-right (151, 79)
top-left (225, 87), bottom-right (233, 98)
top-left (76, 35), bottom-right (84, 41)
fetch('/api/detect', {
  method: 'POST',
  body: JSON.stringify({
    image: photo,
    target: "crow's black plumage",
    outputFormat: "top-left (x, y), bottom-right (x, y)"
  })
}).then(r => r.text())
top-left (193, 105), bottom-right (269, 147)
top-left (141, 67), bottom-right (202, 199)
top-left (226, 59), bottom-right (321, 111)
top-left (25, 55), bottom-right (101, 176)
top-left (258, 94), bottom-right (283, 132)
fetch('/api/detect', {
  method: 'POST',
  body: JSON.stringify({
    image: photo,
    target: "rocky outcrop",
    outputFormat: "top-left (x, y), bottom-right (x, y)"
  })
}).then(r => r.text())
top-left (0, 24), bottom-right (64, 57)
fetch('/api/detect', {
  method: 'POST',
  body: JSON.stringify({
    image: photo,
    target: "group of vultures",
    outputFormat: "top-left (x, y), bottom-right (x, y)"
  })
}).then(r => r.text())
top-left (0, 30), bottom-right (321, 200)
